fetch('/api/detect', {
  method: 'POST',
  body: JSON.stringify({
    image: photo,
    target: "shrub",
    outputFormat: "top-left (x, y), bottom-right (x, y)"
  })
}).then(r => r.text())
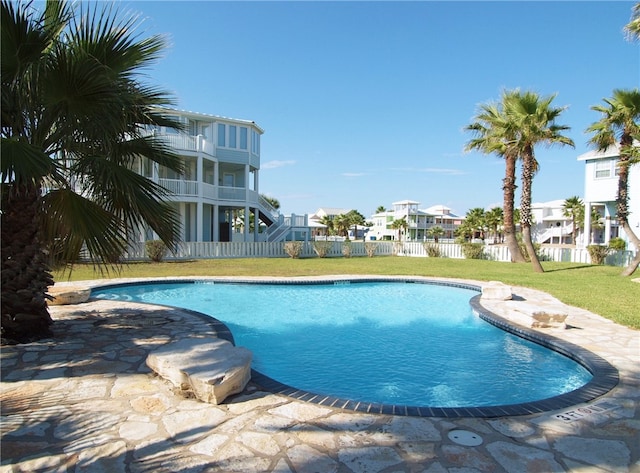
top-left (342, 240), bottom-right (352, 258)
top-left (364, 242), bottom-right (377, 258)
top-left (392, 241), bottom-right (404, 256)
top-left (423, 242), bottom-right (441, 258)
top-left (587, 245), bottom-right (610, 265)
top-left (461, 242), bottom-right (485, 260)
top-left (284, 241), bottom-right (303, 258)
top-left (145, 240), bottom-right (167, 262)
top-left (608, 237), bottom-right (626, 251)
top-left (312, 240), bottom-right (333, 258)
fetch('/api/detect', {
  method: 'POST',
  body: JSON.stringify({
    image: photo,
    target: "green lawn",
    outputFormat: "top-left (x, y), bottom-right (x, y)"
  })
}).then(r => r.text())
top-left (54, 256), bottom-right (640, 330)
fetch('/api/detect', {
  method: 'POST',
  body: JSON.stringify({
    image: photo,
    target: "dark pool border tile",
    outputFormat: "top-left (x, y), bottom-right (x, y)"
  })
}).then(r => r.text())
top-left (91, 277), bottom-right (620, 419)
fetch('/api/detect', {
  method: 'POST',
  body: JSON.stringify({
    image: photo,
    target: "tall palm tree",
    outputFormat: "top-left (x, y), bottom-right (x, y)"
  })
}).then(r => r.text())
top-left (1, 0), bottom-right (183, 342)
top-left (562, 196), bottom-right (584, 245)
top-left (587, 88), bottom-right (640, 276)
top-left (503, 90), bottom-right (574, 273)
top-left (625, 2), bottom-right (640, 40)
top-left (465, 92), bottom-right (526, 262)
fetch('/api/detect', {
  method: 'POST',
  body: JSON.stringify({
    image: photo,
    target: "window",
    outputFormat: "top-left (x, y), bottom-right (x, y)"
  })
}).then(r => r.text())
top-left (217, 124), bottom-right (226, 147)
top-left (595, 159), bottom-right (612, 179)
top-left (229, 126), bottom-right (237, 148)
top-left (252, 130), bottom-right (260, 154)
top-left (240, 127), bottom-right (248, 149)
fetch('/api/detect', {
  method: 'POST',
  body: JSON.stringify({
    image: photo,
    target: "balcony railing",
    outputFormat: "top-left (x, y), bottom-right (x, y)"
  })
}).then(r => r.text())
top-left (149, 132), bottom-right (215, 156)
top-left (158, 178), bottom-right (198, 196)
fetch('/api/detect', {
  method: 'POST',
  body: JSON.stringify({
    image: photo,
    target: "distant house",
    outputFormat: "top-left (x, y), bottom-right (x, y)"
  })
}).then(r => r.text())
top-left (578, 145), bottom-right (640, 250)
top-left (368, 200), bottom-right (462, 241)
top-left (530, 200), bottom-right (574, 245)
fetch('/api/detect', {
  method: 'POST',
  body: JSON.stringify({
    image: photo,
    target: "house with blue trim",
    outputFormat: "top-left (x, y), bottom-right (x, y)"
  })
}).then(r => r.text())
top-left (135, 108), bottom-right (310, 244)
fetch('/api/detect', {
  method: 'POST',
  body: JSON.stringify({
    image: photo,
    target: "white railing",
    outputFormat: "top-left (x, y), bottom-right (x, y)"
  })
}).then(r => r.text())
top-left (156, 133), bottom-right (214, 156)
top-left (158, 178), bottom-right (198, 196)
top-left (114, 241), bottom-right (636, 267)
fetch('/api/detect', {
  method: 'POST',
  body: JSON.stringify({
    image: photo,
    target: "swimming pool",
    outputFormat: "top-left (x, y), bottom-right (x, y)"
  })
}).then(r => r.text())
top-left (92, 278), bottom-right (616, 415)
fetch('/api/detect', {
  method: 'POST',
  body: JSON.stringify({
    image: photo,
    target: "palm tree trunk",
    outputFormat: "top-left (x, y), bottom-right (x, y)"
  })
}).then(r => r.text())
top-left (520, 150), bottom-right (544, 273)
top-left (1, 184), bottom-right (54, 343)
top-left (620, 222), bottom-right (640, 276)
top-left (503, 154), bottom-right (526, 262)
top-left (614, 141), bottom-right (639, 276)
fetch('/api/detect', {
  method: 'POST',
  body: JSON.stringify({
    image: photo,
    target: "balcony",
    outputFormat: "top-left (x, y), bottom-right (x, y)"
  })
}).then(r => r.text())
top-left (152, 132), bottom-right (215, 157)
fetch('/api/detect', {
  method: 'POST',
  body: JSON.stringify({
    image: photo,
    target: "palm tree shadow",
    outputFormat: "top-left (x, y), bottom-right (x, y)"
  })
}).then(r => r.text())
top-left (543, 264), bottom-right (596, 273)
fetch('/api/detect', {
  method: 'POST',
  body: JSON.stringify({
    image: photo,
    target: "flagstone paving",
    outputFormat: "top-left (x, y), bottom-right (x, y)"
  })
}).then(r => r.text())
top-left (1, 277), bottom-right (639, 472)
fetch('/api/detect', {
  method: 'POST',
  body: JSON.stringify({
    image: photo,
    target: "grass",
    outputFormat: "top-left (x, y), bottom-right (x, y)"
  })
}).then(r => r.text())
top-left (53, 256), bottom-right (640, 330)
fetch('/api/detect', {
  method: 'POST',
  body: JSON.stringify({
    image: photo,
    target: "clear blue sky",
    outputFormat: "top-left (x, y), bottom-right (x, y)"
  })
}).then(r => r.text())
top-left (128, 1), bottom-right (638, 217)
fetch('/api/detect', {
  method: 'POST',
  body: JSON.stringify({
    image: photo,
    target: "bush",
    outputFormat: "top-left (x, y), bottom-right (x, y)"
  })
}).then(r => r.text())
top-left (284, 241), bottom-right (303, 258)
top-left (145, 240), bottom-right (167, 262)
top-left (587, 245), bottom-right (610, 265)
top-left (364, 242), bottom-right (377, 258)
top-left (312, 240), bottom-right (333, 258)
top-left (342, 240), bottom-right (352, 258)
top-left (608, 237), bottom-right (626, 251)
top-left (423, 242), bottom-right (441, 258)
top-left (461, 242), bottom-right (485, 260)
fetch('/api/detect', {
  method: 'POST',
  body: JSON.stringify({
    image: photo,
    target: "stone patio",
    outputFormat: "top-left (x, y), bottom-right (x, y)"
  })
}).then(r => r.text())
top-left (1, 276), bottom-right (638, 472)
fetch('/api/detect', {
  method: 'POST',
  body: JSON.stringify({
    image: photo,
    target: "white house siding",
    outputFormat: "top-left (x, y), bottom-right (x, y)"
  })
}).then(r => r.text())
top-left (134, 108), bottom-right (305, 244)
top-left (530, 200), bottom-right (573, 245)
top-left (578, 146), bottom-right (640, 251)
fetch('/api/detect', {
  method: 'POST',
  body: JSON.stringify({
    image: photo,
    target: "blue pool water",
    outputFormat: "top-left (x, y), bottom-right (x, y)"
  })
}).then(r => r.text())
top-left (94, 281), bottom-right (592, 408)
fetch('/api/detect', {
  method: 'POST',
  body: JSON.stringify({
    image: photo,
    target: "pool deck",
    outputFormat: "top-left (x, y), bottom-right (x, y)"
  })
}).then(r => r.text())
top-left (1, 276), bottom-right (638, 472)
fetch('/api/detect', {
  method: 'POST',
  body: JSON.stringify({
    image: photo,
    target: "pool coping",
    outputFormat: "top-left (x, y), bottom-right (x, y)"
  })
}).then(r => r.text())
top-left (89, 276), bottom-right (619, 418)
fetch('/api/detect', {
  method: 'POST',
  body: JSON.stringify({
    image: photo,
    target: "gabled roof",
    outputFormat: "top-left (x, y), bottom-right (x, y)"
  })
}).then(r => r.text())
top-left (577, 145), bottom-right (620, 161)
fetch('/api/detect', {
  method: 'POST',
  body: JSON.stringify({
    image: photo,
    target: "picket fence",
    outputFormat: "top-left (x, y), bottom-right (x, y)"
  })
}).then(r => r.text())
top-left (116, 241), bottom-right (636, 267)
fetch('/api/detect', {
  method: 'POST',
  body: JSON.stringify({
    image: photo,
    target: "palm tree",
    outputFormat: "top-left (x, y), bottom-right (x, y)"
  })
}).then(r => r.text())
top-left (485, 207), bottom-right (504, 244)
top-left (625, 2), bottom-right (640, 40)
top-left (465, 208), bottom-right (487, 241)
top-left (562, 196), bottom-right (584, 245)
top-left (375, 205), bottom-right (386, 213)
top-left (333, 214), bottom-right (351, 238)
top-left (587, 88), bottom-right (640, 276)
top-left (465, 92), bottom-right (526, 262)
top-left (503, 90), bottom-right (574, 273)
top-left (1, 0), bottom-right (183, 342)
top-left (427, 225), bottom-right (445, 243)
top-left (390, 218), bottom-right (408, 241)
top-left (319, 215), bottom-right (335, 237)
top-left (345, 209), bottom-right (367, 240)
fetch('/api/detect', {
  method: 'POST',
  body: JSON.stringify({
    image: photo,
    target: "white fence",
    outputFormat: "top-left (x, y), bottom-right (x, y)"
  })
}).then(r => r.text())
top-left (116, 241), bottom-right (636, 267)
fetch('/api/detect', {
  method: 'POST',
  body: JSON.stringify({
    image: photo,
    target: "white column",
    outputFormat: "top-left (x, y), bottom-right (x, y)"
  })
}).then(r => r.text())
top-left (604, 216), bottom-right (612, 244)
top-left (254, 169), bottom-right (259, 192)
top-left (196, 201), bottom-right (203, 242)
top-left (583, 202), bottom-right (592, 247)
top-left (254, 208), bottom-right (260, 241)
top-left (213, 205), bottom-right (219, 242)
top-left (244, 205), bottom-right (250, 241)
top-left (244, 164), bottom-right (250, 200)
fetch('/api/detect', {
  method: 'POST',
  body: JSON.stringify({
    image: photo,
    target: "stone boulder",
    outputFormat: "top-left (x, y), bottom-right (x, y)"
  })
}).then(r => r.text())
top-left (146, 338), bottom-right (252, 405)
top-left (48, 285), bottom-right (91, 305)
top-left (481, 281), bottom-right (513, 301)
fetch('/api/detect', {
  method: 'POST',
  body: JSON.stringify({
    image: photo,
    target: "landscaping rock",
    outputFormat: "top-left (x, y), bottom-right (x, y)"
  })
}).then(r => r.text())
top-left (146, 338), bottom-right (252, 405)
top-left (481, 282), bottom-right (513, 301)
top-left (48, 285), bottom-right (91, 305)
